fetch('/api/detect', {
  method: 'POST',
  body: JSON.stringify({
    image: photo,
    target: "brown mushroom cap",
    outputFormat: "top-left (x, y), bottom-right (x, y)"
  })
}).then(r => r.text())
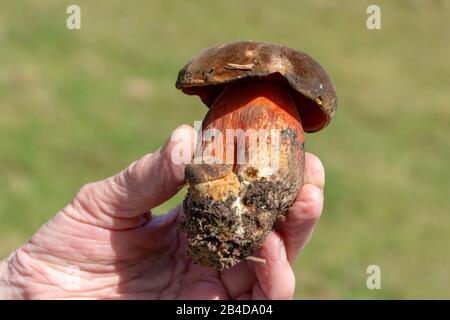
top-left (176, 41), bottom-right (337, 133)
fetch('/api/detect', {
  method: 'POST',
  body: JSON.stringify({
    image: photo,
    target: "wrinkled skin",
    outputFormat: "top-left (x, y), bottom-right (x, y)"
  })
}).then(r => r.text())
top-left (0, 125), bottom-right (325, 300)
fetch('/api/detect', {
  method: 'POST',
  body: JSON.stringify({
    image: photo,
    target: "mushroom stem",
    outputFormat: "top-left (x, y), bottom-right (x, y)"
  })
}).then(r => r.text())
top-left (182, 81), bottom-right (305, 270)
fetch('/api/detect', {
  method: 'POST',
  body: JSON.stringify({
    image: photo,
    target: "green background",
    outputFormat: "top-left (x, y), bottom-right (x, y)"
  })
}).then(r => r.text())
top-left (0, 0), bottom-right (449, 299)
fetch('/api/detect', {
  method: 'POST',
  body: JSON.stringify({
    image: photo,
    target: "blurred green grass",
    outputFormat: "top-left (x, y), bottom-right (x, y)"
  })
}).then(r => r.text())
top-left (0, 0), bottom-right (449, 299)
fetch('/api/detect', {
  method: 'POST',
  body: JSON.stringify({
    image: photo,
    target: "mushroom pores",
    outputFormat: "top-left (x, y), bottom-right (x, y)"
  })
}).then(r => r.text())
top-left (176, 41), bottom-right (336, 270)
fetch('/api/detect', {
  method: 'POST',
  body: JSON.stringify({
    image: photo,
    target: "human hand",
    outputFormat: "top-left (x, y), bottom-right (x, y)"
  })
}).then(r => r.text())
top-left (0, 125), bottom-right (325, 299)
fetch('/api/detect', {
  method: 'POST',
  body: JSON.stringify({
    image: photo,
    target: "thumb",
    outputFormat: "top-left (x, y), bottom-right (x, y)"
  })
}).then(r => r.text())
top-left (69, 125), bottom-right (197, 226)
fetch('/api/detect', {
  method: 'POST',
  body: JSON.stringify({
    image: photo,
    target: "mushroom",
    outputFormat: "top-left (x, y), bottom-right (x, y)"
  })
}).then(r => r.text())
top-left (176, 41), bottom-right (337, 270)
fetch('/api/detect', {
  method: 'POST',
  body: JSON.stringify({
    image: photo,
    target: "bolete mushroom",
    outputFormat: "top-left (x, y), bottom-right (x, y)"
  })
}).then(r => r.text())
top-left (176, 41), bottom-right (337, 270)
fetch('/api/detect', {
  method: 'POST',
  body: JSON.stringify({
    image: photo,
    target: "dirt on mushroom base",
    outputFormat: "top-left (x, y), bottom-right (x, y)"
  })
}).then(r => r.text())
top-left (181, 179), bottom-right (297, 270)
